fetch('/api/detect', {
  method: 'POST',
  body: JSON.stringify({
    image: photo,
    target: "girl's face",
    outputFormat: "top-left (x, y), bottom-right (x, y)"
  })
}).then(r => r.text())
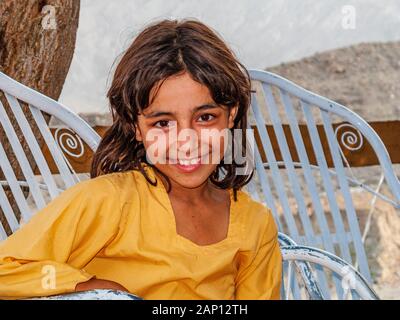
top-left (135, 71), bottom-right (238, 189)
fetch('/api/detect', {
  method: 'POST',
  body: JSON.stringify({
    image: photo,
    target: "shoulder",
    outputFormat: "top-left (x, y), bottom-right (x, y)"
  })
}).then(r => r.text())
top-left (73, 170), bottom-right (148, 213)
top-left (61, 173), bottom-right (119, 202)
top-left (235, 190), bottom-right (274, 226)
top-left (49, 173), bottom-right (127, 215)
top-left (74, 170), bottom-right (140, 197)
top-left (20, 173), bottom-right (128, 231)
top-left (235, 190), bottom-right (278, 246)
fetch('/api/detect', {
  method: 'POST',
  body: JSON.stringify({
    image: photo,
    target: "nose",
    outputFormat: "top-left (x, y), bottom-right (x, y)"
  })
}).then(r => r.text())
top-left (177, 128), bottom-right (199, 157)
top-left (167, 124), bottom-right (200, 159)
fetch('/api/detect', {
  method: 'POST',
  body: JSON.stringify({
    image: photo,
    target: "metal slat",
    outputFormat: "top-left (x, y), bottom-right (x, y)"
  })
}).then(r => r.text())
top-left (261, 85), bottom-right (334, 297)
top-left (29, 106), bottom-right (76, 189)
top-left (280, 90), bottom-right (337, 250)
top-left (263, 84), bottom-right (317, 245)
top-left (5, 94), bottom-right (60, 200)
top-left (251, 92), bottom-right (300, 241)
top-left (302, 102), bottom-right (352, 264)
top-left (321, 111), bottom-right (372, 282)
top-left (280, 91), bottom-right (349, 298)
top-left (253, 146), bottom-right (283, 230)
top-left (0, 100), bottom-right (46, 211)
top-left (0, 141), bottom-right (31, 223)
top-left (0, 185), bottom-right (18, 233)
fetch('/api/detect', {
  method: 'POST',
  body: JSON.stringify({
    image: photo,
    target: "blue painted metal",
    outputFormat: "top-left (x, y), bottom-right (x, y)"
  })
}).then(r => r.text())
top-left (279, 232), bottom-right (324, 300)
top-left (281, 245), bottom-right (379, 300)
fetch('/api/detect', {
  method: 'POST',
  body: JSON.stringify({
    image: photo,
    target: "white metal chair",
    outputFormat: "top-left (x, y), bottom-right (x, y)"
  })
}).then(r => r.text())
top-left (0, 70), bottom-right (388, 300)
top-left (245, 69), bottom-right (400, 294)
top-left (0, 71), bottom-right (101, 239)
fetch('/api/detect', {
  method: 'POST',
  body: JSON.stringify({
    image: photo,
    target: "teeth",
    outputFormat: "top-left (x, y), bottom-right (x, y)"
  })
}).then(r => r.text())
top-left (179, 160), bottom-right (190, 166)
top-left (178, 158), bottom-right (200, 166)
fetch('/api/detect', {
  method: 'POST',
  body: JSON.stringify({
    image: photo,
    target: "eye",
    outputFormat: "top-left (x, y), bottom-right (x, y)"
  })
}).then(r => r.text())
top-left (198, 113), bottom-right (216, 122)
top-left (153, 120), bottom-right (173, 128)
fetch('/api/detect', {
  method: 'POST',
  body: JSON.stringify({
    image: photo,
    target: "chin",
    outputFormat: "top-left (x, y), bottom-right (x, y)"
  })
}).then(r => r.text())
top-left (156, 163), bottom-right (216, 189)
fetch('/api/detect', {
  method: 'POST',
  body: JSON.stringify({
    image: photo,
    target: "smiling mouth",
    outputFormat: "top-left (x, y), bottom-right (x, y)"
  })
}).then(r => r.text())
top-left (168, 153), bottom-right (209, 165)
top-left (167, 154), bottom-right (210, 172)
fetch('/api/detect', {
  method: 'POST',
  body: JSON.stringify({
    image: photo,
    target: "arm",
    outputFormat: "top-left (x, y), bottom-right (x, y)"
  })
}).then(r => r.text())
top-left (0, 177), bottom-right (123, 299)
top-left (75, 278), bottom-right (128, 292)
top-left (235, 209), bottom-right (282, 300)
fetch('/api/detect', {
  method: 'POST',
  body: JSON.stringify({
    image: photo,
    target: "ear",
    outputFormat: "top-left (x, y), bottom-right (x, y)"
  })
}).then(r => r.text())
top-left (228, 105), bottom-right (239, 129)
top-left (135, 124), bottom-right (143, 142)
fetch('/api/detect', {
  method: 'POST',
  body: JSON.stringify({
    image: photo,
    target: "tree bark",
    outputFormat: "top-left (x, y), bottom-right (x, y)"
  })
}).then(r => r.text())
top-left (0, 0), bottom-right (80, 232)
top-left (0, 0), bottom-right (80, 98)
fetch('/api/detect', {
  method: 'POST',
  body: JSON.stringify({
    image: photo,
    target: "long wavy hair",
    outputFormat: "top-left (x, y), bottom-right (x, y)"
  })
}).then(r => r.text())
top-left (90, 18), bottom-right (254, 200)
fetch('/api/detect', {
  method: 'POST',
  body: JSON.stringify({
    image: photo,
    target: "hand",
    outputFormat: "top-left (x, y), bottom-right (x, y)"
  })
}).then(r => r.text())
top-left (75, 278), bottom-right (129, 293)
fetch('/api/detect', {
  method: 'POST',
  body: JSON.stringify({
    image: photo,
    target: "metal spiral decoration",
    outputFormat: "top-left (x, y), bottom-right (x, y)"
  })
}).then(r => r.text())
top-left (334, 123), bottom-right (364, 151)
top-left (54, 127), bottom-right (85, 158)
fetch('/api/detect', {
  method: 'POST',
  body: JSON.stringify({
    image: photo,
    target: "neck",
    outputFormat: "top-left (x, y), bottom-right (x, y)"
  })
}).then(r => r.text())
top-left (155, 171), bottom-right (216, 204)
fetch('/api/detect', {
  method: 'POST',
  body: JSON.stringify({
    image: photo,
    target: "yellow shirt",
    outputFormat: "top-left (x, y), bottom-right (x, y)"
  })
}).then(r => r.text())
top-left (0, 164), bottom-right (282, 300)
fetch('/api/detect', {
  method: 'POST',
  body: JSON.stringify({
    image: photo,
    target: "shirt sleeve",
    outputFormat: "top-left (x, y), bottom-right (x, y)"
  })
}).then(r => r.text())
top-left (0, 176), bottom-right (122, 299)
top-left (235, 206), bottom-right (282, 300)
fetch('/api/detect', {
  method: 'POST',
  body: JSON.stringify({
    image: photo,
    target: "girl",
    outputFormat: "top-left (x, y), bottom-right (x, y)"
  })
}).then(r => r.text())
top-left (0, 18), bottom-right (282, 300)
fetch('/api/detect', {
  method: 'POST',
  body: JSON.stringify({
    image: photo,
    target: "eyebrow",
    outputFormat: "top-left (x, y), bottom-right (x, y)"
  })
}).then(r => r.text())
top-left (143, 102), bottom-right (220, 118)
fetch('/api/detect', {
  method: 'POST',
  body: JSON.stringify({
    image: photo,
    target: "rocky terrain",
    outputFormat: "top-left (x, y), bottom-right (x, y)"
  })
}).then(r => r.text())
top-left (267, 41), bottom-right (400, 121)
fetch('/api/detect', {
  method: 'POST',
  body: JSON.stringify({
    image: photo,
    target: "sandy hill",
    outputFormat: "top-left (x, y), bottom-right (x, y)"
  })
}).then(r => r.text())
top-left (266, 41), bottom-right (400, 122)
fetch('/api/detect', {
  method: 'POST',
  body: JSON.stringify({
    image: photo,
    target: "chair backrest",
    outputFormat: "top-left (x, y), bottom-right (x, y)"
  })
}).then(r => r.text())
top-left (246, 69), bottom-right (400, 285)
top-left (0, 71), bottom-right (101, 240)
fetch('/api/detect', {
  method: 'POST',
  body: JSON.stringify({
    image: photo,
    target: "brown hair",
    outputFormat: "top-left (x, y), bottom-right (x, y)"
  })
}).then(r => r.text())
top-left (90, 18), bottom-right (253, 200)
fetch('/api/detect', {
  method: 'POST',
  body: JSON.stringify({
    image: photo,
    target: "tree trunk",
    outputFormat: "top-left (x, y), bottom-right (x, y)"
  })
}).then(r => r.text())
top-left (0, 0), bottom-right (80, 233)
